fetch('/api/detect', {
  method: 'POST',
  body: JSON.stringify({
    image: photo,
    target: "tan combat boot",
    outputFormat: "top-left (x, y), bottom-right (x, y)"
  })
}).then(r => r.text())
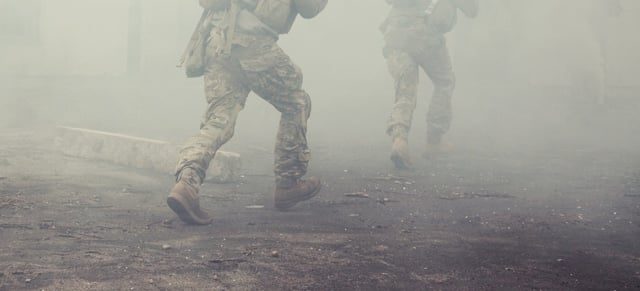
top-left (389, 126), bottom-right (413, 170)
top-left (390, 137), bottom-right (413, 170)
top-left (167, 169), bottom-right (213, 225)
top-left (274, 177), bottom-right (322, 211)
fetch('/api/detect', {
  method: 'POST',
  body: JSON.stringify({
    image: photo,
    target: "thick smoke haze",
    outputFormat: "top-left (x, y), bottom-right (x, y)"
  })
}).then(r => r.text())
top-left (1, 0), bottom-right (638, 155)
top-left (1, 1), bottom-right (639, 289)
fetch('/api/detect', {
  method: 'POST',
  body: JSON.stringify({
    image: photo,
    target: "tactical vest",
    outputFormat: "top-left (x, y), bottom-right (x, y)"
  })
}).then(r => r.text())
top-left (252, 0), bottom-right (298, 34)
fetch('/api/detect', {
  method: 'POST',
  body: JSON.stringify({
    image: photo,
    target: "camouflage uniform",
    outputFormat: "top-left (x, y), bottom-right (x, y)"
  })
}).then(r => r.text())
top-left (383, 0), bottom-right (477, 144)
top-left (178, 0), bottom-right (326, 188)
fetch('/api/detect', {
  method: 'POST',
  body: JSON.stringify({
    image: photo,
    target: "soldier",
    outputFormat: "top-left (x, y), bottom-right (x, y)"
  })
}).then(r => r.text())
top-left (168, 0), bottom-right (327, 225)
top-left (381, 0), bottom-right (477, 169)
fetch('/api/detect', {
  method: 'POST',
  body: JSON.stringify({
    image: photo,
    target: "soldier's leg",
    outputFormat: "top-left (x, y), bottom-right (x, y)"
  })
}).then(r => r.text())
top-left (385, 50), bottom-right (419, 169)
top-left (168, 61), bottom-right (249, 225)
top-left (386, 50), bottom-right (419, 139)
top-left (422, 43), bottom-right (455, 146)
top-left (176, 61), bottom-right (250, 181)
top-left (244, 45), bottom-right (320, 210)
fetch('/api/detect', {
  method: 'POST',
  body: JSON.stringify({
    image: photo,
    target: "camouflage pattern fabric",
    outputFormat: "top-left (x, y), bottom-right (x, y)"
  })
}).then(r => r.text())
top-left (176, 33), bottom-right (311, 187)
top-left (383, 0), bottom-right (457, 144)
top-left (385, 42), bottom-right (455, 144)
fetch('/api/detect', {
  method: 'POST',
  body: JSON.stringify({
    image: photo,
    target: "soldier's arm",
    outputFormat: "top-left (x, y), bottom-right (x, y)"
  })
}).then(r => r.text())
top-left (199, 0), bottom-right (230, 10)
top-left (451, 0), bottom-right (478, 18)
top-left (293, 0), bottom-right (328, 19)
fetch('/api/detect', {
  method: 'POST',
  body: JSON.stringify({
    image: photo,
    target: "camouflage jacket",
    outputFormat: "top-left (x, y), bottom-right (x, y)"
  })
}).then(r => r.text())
top-left (201, 0), bottom-right (327, 34)
top-left (382, 0), bottom-right (477, 53)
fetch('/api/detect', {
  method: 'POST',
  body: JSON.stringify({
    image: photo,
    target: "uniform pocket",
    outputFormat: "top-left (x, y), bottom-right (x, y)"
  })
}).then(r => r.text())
top-left (236, 41), bottom-right (282, 72)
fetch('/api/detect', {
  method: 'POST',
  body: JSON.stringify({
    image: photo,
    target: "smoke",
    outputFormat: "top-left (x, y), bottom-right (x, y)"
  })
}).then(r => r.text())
top-left (0, 0), bottom-right (639, 152)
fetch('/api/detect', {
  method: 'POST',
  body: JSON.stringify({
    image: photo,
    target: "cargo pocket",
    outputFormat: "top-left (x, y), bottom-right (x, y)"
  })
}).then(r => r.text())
top-left (237, 41), bottom-right (283, 72)
top-left (275, 60), bottom-right (303, 91)
top-left (386, 51), bottom-right (416, 81)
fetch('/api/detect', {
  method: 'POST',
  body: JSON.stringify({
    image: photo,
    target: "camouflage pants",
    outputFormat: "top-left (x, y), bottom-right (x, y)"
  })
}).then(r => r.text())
top-left (385, 41), bottom-right (455, 144)
top-left (176, 39), bottom-right (311, 187)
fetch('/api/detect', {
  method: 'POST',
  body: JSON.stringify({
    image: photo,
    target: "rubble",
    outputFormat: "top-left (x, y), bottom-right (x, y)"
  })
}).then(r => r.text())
top-left (54, 126), bottom-right (241, 183)
top-left (245, 205), bottom-right (265, 209)
top-left (344, 192), bottom-right (370, 199)
top-left (373, 245), bottom-right (388, 252)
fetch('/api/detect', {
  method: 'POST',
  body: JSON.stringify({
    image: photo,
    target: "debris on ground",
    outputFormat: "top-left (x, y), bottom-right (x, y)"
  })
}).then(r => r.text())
top-left (2, 128), bottom-right (639, 290)
top-left (345, 192), bottom-right (400, 205)
top-left (373, 245), bottom-right (388, 252)
top-left (162, 244), bottom-right (172, 250)
top-left (205, 257), bottom-right (248, 271)
top-left (424, 273), bottom-right (453, 284)
top-left (38, 220), bottom-right (55, 230)
top-left (344, 192), bottom-right (370, 198)
top-left (0, 197), bottom-right (27, 209)
top-left (366, 175), bottom-right (415, 185)
top-left (245, 205), bottom-right (265, 209)
top-left (439, 191), bottom-right (515, 200)
top-left (370, 188), bottom-right (417, 196)
top-left (376, 198), bottom-right (399, 205)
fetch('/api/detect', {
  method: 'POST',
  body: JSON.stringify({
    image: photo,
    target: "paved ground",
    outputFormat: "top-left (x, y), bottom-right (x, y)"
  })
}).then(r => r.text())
top-left (1, 128), bottom-right (639, 290)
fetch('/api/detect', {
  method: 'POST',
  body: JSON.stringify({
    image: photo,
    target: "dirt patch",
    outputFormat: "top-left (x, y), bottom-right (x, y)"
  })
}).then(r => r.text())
top-left (1, 129), bottom-right (639, 290)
